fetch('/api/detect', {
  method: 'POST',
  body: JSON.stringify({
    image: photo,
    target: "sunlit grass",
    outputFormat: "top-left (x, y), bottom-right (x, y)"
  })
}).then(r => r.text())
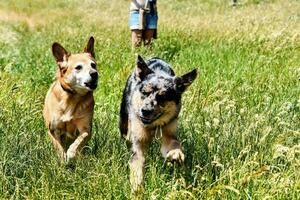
top-left (0, 0), bottom-right (299, 199)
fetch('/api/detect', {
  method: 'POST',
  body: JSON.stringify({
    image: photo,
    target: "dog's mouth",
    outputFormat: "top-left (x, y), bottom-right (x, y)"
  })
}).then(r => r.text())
top-left (140, 113), bottom-right (163, 124)
top-left (84, 82), bottom-right (97, 90)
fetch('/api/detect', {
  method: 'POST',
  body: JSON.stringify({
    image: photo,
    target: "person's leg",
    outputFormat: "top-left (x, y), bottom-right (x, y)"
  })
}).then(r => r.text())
top-left (144, 10), bottom-right (158, 47)
top-left (129, 10), bottom-right (142, 48)
top-left (232, 0), bottom-right (237, 6)
top-left (143, 29), bottom-right (155, 46)
top-left (131, 30), bottom-right (143, 48)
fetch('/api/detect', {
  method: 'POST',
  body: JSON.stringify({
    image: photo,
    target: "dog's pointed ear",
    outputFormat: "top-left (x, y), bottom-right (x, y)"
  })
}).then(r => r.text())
top-left (175, 68), bottom-right (198, 93)
top-left (52, 42), bottom-right (69, 63)
top-left (135, 55), bottom-right (153, 81)
top-left (84, 36), bottom-right (95, 58)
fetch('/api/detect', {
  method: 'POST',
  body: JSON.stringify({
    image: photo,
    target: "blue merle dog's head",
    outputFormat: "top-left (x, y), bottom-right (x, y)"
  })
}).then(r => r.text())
top-left (132, 55), bottom-right (197, 126)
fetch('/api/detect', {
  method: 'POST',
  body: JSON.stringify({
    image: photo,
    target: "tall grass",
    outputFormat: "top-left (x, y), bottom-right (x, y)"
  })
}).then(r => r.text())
top-left (0, 0), bottom-right (299, 199)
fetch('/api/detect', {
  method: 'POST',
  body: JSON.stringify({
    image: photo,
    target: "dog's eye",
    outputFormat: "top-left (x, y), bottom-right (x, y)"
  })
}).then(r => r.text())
top-left (91, 63), bottom-right (96, 69)
top-left (142, 90), bottom-right (151, 96)
top-left (75, 65), bottom-right (82, 70)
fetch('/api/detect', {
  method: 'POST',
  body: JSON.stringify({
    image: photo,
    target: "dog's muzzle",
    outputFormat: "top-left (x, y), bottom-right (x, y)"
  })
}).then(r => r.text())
top-left (140, 109), bottom-right (163, 124)
top-left (85, 71), bottom-right (98, 90)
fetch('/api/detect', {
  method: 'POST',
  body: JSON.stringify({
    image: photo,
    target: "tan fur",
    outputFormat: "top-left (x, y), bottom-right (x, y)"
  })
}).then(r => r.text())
top-left (128, 117), bottom-right (184, 193)
top-left (128, 105), bottom-right (183, 193)
top-left (43, 81), bottom-right (94, 162)
top-left (43, 37), bottom-right (97, 163)
top-left (150, 101), bottom-right (178, 127)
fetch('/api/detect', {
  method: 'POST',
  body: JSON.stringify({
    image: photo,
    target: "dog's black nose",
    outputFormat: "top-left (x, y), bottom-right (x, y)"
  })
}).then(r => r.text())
top-left (141, 109), bottom-right (152, 117)
top-left (90, 71), bottom-right (98, 80)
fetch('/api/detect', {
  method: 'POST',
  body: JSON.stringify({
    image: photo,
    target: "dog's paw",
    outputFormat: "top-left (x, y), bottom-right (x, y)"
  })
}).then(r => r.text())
top-left (166, 149), bottom-right (185, 163)
top-left (66, 150), bottom-right (76, 163)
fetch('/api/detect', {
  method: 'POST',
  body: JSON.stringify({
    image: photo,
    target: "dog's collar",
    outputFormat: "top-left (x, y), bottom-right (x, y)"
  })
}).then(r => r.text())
top-left (60, 83), bottom-right (75, 95)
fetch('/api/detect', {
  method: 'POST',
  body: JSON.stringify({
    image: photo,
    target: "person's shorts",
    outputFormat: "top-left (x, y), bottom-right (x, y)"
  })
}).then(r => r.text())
top-left (129, 10), bottom-right (158, 30)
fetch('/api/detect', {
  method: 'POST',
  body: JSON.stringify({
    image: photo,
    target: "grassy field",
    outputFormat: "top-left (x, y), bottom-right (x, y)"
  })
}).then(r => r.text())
top-left (0, 0), bottom-right (299, 199)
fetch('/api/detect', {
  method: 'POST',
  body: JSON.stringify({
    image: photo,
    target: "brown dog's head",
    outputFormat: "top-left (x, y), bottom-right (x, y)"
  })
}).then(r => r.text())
top-left (52, 37), bottom-right (98, 95)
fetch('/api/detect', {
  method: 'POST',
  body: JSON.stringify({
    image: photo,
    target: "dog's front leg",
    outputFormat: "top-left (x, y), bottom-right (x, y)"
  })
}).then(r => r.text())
top-left (66, 117), bottom-right (92, 162)
top-left (66, 131), bottom-right (90, 162)
top-left (160, 120), bottom-right (185, 163)
top-left (67, 119), bottom-right (91, 161)
top-left (48, 131), bottom-right (66, 161)
top-left (130, 141), bottom-right (147, 193)
top-left (161, 134), bottom-right (185, 163)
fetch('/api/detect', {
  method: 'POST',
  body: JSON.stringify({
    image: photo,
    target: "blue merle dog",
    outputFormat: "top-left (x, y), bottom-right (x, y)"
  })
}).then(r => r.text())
top-left (119, 55), bottom-right (197, 191)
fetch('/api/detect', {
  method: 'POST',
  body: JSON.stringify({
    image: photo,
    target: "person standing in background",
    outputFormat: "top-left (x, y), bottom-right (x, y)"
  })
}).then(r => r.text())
top-left (232, 0), bottom-right (237, 6)
top-left (129, 0), bottom-right (158, 48)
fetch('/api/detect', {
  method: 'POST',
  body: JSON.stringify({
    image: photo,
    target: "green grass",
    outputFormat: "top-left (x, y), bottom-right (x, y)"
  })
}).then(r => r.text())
top-left (0, 0), bottom-right (299, 199)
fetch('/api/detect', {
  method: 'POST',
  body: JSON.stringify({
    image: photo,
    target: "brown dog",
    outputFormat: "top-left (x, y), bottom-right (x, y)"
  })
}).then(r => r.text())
top-left (43, 37), bottom-right (98, 163)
